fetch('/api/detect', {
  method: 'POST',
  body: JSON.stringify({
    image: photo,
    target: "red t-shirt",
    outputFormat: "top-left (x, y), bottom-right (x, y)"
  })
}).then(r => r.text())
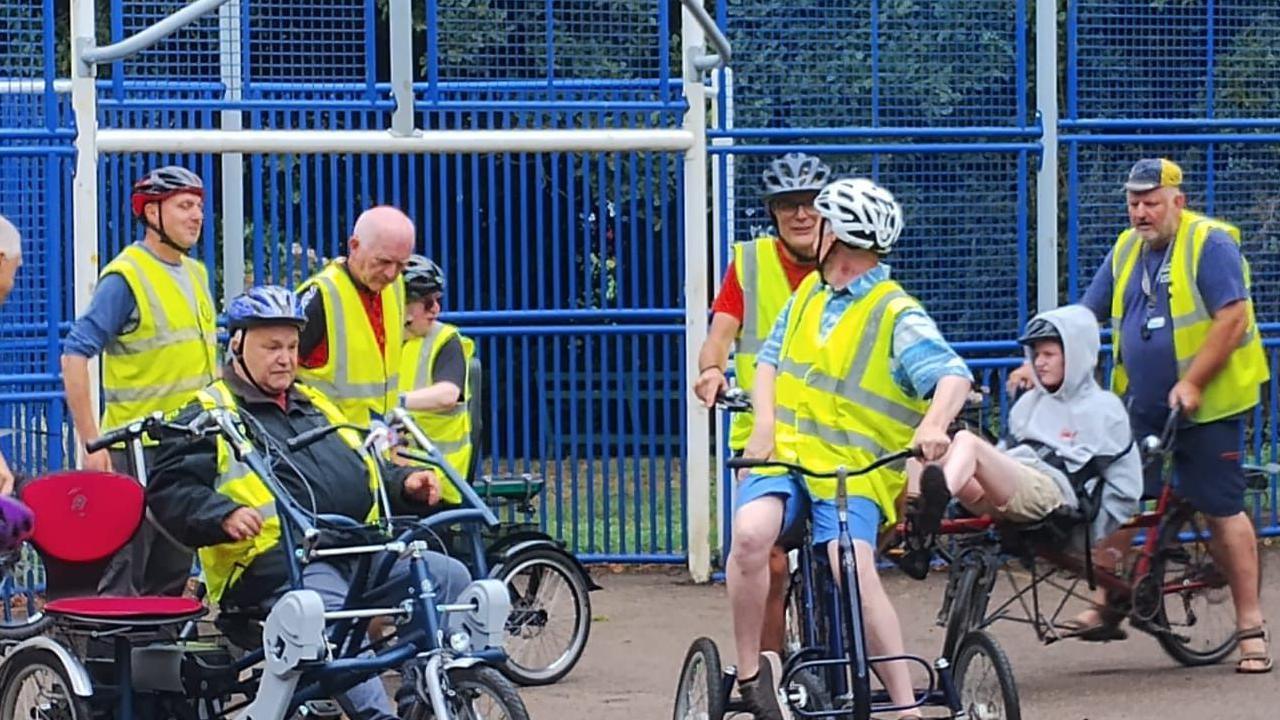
top-left (299, 275), bottom-right (387, 369)
top-left (710, 241), bottom-right (815, 322)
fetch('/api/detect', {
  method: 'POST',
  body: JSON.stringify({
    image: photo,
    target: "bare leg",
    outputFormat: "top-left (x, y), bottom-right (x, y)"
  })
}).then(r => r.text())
top-left (761, 546), bottom-right (790, 654)
top-left (827, 540), bottom-right (918, 719)
top-left (938, 430), bottom-right (1028, 508)
top-left (1205, 513), bottom-right (1267, 670)
top-left (727, 497), bottom-right (785, 680)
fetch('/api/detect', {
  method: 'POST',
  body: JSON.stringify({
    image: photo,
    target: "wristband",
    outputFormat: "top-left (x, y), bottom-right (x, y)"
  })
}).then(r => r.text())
top-left (698, 366), bottom-right (724, 375)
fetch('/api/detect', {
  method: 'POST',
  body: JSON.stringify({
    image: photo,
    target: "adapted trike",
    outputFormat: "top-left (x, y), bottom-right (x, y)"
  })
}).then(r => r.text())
top-left (673, 446), bottom-right (1021, 720)
top-left (923, 405), bottom-right (1263, 668)
top-left (0, 405), bottom-right (527, 719)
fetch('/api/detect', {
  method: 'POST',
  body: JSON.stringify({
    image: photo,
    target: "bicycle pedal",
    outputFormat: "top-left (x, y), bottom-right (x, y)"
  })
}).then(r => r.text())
top-left (297, 699), bottom-right (343, 718)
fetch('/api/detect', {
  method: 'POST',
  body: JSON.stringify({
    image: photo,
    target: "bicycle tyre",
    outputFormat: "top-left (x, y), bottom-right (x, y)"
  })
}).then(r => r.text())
top-left (0, 647), bottom-right (93, 720)
top-left (1151, 504), bottom-right (1249, 667)
top-left (405, 665), bottom-right (530, 720)
top-left (495, 547), bottom-right (592, 686)
top-left (673, 637), bottom-right (725, 720)
top-left (952, 630), bottom-right (1021, 720)
top-left (941, 561), bottom-right (981, 662)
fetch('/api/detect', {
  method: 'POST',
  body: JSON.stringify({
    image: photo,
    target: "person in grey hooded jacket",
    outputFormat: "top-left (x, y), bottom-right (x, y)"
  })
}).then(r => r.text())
top-left (912, 304), bottom-right (1143, 551)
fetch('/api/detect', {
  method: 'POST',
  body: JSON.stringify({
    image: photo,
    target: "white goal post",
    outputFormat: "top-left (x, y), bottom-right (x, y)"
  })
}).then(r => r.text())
top-left (68, 0), bottom-right (730, 581)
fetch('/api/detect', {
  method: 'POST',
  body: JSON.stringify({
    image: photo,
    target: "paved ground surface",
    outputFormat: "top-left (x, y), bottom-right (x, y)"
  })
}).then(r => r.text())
top-left (519, 546), bottom-right (1280, 720)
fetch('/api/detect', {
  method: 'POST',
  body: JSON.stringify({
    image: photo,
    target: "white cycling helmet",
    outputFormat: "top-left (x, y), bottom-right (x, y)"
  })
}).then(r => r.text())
top-left (813, 178), bottom-right (903, 255)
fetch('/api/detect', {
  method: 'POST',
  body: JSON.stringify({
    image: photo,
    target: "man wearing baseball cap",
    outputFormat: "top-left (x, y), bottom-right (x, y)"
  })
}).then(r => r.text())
top-left (1009, 157), bottom-right (1271, 672)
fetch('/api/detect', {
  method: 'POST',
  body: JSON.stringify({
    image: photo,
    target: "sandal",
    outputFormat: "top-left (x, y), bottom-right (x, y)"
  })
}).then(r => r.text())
top-left (1236, 624), bottom-right (1273, 674)
top-left (1060, 606), bottom-right (1128, 642)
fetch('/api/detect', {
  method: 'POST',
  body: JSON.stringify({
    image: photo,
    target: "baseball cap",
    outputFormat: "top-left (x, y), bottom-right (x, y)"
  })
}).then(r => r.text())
top-left (1123, 158), bottom-right (1183, 193)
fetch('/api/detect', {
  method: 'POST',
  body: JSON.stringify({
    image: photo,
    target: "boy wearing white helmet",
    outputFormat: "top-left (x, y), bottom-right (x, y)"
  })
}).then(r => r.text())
top-left (727, 177), bottom-right (973, 719)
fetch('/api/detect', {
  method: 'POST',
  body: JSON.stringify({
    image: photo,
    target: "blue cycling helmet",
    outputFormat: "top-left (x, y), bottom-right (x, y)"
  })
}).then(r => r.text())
top-left (226, 285), bottom-right (308, 332)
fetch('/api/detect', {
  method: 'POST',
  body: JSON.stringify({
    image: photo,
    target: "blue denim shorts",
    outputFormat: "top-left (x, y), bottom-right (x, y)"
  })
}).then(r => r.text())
top-left (735, 473), bottom-right (881, 546)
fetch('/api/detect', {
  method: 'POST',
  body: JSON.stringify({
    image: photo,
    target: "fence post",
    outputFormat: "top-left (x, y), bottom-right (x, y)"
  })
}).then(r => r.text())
top-left (682, 4), bottom-right (712, 583)
top-left (1035, 0), bottom-right (1059, 311)
top-left (69, 0), bottom-right (101, 452)
top-left (219, 0), bottom-right (245, 302)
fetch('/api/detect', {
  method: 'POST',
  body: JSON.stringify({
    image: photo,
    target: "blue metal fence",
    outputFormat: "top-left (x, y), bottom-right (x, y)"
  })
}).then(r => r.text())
top-left (1063, 0), bottom-right (1280, 535)
top-left (1, 1), bottom-right (1278, 571)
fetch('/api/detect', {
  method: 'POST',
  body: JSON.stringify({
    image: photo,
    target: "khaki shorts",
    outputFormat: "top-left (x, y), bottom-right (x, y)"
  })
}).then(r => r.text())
top-left (968, 462), bottom-right (1065, 523)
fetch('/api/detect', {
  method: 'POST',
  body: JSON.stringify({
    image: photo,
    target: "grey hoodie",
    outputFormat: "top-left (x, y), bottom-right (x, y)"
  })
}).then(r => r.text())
top-left (1001, 305), bottom-right (1143, 540)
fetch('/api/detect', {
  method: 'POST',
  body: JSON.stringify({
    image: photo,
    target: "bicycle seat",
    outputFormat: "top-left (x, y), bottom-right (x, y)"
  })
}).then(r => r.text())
top-left (19, 470), bottom-right (208, 624)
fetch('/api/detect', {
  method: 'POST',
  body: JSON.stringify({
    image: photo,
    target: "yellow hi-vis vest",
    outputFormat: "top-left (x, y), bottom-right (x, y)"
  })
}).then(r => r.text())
top-left (1109, 210), bottom-right (1269, 423)
top-left (772, 274), bottom-right (928, 527)
top-left (100, 244), bottom-right (219, 431)
top-left (399, 322), bottom-right (475, 504)
top-left (297, 261), bottom-right (405, 427)
top-left (730, 236), bottom-right (800, 450)
top-left (194, 380), bottom-right (382, 603)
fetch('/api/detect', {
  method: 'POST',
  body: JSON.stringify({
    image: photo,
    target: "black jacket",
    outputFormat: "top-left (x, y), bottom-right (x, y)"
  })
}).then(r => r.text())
top-left (147, 364), bottom-right (429, 605)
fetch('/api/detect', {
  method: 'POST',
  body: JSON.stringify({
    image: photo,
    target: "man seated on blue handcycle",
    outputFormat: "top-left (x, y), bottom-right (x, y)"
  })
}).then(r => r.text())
top-left (730, 178), bottom-right (973, 720)
top-left (909, 306), bottom-right (1143, 623)
top-left (148, 286), bottom-right (471, 720)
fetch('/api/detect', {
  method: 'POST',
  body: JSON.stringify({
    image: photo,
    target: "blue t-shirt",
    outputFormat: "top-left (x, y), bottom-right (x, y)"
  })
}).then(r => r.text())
top-left (1080, 229), bottom-right (1248, 427)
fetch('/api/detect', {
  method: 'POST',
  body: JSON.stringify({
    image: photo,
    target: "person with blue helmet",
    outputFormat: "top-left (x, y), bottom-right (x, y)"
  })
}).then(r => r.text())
top-left (148, 285), bottom-right (471, 719)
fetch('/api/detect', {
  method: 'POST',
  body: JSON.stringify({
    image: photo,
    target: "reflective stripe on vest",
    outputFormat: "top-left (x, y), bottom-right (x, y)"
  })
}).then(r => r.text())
top-left (730, 236), bottom-right (797, 450)
top-left (194, 380), bottom-right (382, 603)
top-left (772, 275), bottom-right (928, 526)
top-left (1109, 210), bottom-right (1269, 423)
top-left (100, 245), bottom-right (219, 431)
top-left (297, 262), bottom-right (404, 427)
top-left (399, 322), bottom-right (474, 504)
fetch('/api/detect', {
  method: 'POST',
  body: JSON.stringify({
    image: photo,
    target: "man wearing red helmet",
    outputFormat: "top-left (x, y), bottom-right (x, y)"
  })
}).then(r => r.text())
top-left (61, 165), bottom-right (219, 597)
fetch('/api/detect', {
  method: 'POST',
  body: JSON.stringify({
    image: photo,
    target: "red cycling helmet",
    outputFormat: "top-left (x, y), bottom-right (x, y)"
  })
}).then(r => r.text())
top-left (130, 166), bottom-right (204, 218)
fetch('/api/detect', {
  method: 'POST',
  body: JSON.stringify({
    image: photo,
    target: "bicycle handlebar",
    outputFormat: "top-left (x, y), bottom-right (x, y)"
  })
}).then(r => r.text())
top-left (727, 448), bottom-right (919, 479)
top-left (715, 387), bottom-right (752, 412)
top-left (86, 410), bottom-right (218, 453)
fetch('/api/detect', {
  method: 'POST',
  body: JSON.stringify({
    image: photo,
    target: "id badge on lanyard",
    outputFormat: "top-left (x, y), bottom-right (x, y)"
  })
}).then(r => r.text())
top-left (1139, 243), bottom-right (1173, 341)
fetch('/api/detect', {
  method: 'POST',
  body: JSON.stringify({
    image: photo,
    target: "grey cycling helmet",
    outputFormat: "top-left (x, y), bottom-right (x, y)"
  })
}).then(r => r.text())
top-left (1017, 317), bottom-right (1061, 346)
top-left (761, 153), bottom-right (832, 200)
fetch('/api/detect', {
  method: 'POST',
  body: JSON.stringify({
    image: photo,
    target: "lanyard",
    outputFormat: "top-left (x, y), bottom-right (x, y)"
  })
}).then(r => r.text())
top-left (1139, 241), bottom-right (1173, 309)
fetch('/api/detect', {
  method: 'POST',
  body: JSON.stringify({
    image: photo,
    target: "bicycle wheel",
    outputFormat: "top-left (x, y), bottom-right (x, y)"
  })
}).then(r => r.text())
top-left (404, 665), bottom-right (530, 720)
top-left (496, 547), bottom-right (592, 685)
top-left (0, 647), bottom-right (93, 720)
top-left (0, 542), bottom-right (52, 641)
top-left (941, 559), bottom-right (983, 662)
top-left (952, 630), bottom-right (1020, 720)
top-left (673, 637), bottom-right (724, 720)
top-left (1150, 504), bottom-right (1244, 666)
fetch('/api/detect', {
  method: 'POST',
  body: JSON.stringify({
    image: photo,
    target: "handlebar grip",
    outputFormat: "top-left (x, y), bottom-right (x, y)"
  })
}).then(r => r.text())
top-left (85, 424), bottom-right (139, 454)
top-left (286, 424), bottom-right (338, 452)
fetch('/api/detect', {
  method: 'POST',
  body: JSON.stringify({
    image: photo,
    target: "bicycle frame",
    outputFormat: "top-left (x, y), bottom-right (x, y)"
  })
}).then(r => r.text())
top-left (195, 409), bottom-right (506, 719)
top-left (728, 452), bottom-right (956, 720)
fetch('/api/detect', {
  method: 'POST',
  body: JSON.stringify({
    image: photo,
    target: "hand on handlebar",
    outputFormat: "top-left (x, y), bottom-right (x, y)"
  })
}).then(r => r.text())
top-left (1006, 362), bottom-right (1035, 395)
top-left (738, 427), bottom-right (774, 482)
top-left (403, 469), bottom-right (442, 506)
top-left (82, 448), bottom-right (114, 473)
top-left (1167, 381), bottom-right (1200, 416)
top-left (694, 367), bottom-right (728, 408)
top-left (911, 422), bottom-right (951, 462)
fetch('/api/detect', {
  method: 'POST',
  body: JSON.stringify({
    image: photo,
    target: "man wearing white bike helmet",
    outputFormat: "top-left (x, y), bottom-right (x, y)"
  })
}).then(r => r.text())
top-left (728, 178), bottom-right (972, 720)
top-left (696, 152), bottom-right (830, 656)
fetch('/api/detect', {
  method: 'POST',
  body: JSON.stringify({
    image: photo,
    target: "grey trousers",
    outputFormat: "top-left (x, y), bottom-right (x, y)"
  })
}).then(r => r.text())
top-left (260, 554), bottom-right (472, 720)
top-left (98, 448), bottom-right (195, 597)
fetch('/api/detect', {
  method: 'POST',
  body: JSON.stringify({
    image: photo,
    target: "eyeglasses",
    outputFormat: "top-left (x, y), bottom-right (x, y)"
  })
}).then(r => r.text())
top-left (770, 197), bottom-right (816, 215)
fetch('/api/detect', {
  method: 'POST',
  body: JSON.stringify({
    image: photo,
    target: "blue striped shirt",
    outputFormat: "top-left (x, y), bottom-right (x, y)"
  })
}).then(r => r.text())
top-left (757, 264), bottom-right (972, 398)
